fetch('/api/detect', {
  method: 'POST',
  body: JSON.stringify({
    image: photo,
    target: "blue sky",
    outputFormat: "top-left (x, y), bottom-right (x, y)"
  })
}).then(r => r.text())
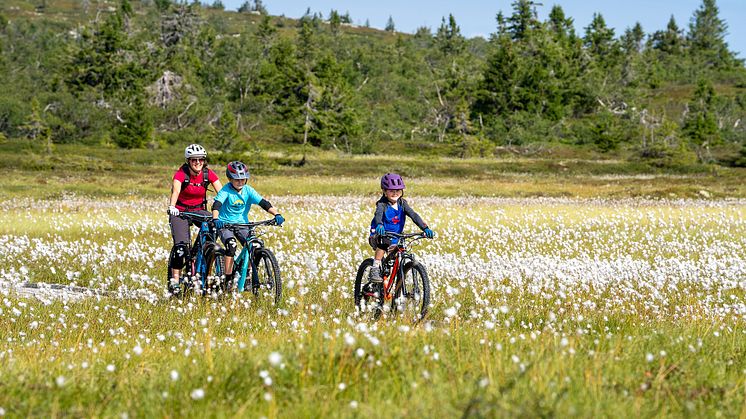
top-left (221, 0), bottom-right (745, 57)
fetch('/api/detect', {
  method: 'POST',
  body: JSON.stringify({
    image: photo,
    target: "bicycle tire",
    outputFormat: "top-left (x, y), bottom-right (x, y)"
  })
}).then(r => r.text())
top-left (394, 261), bottom-right (430, 320)
top-left (210, 254), bottom-right (229, 294)
top-left (252, 248), bottom-right (282, 305)
top-left (354, 258), bottom-right (384, 319)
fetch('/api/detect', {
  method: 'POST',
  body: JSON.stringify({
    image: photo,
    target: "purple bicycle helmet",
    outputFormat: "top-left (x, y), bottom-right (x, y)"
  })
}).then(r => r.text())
top-left (380, 173), bottom-right (405, 190)
top-left (226, 161), bottom-right (250, 180)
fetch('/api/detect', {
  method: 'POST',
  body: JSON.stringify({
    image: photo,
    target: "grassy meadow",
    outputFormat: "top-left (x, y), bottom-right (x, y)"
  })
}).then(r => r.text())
top-left (0, 188), bottom-right (744, 416)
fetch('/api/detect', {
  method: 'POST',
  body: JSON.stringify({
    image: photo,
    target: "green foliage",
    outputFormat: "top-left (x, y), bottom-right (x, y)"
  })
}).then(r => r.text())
top-left (113, 96), bottom-right (153, 148)
top-left (590, 111), bottom-right (626, 152)
top-left (385, 16), bottom-right (395, 32)
top-left (154, 0), bottom-right (171, 12)
top-left (507, 0), bottom-right (539, 41)
top-left (683, 79), bottom-right (721, 161)
top-left (650, 15), bottom-right (685, 55)
top-left (584, 13), bottom-right (618, 65)
top-left (0, 0), bottom-right (743, 167)
top-left (688, 0), bottom-right (738, 68)
top-left (210, 104), bottom-right (239, 151)
top-left (733, 142), bottom-right (746, 167)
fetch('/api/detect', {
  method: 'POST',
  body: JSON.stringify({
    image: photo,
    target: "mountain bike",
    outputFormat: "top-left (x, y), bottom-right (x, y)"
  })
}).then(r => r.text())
top-left (221, 220), bottom-right (282, 305)
top-left (167, 212), bottom-right (225, 296)
top-left (354, 232), bottom-right (432, 320)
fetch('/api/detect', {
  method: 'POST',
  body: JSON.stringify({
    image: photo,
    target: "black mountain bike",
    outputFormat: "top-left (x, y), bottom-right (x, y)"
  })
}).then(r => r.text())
top-left (167, 212), bottom-right (225, 296)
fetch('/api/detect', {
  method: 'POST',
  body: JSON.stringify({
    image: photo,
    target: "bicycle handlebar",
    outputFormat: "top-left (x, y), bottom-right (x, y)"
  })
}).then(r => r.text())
top-left (177, 212), bottom-right (213, 223)
top-left (383, 231), bottom-right (428, 240)
top-left (223, 219), bottom-right (279, 229)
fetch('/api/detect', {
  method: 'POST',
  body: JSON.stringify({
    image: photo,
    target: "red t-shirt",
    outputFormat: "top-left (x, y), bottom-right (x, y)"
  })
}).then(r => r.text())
top-left (173, 167), bottom-right (219, 210)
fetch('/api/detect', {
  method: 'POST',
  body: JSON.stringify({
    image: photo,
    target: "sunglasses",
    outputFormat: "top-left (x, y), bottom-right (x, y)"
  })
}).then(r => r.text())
top-left (189, 158), bottom-right (206, 163)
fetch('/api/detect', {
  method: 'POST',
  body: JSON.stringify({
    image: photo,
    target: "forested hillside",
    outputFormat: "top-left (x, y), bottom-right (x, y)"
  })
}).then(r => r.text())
top-left (1, 0), bottom-right (745, 167)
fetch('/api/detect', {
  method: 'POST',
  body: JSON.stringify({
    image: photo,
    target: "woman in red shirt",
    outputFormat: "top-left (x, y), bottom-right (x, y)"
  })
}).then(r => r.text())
top-left (167, 144), bottom-right (223, 287)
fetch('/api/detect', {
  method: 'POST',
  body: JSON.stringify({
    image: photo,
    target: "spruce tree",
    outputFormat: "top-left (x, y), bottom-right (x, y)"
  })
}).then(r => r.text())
top-left (688, 0), bottom-right (736, 68)
top-left (651, 16), bottom-right (685, 55)
top-left (683, 78), bottom-right (720, 162)
top-left (385, 16), bottom-right (395, 32)
top-left (584, 13), bottom-right (617, 64)
top-left (507, 0), bottom-right (538, 41)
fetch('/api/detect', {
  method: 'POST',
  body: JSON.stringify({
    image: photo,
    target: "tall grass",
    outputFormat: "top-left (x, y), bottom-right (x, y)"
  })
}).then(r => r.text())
top-left (0, 195), bottom-right (744, 416)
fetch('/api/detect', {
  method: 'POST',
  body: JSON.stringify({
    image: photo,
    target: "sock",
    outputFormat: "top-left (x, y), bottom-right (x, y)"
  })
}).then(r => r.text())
top-left (373, 259), bottom-right (381, 268)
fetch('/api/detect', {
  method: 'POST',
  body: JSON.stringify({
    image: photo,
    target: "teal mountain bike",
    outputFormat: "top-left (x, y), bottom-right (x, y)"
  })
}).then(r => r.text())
top-left (222, 220), bottom-right (282, 305)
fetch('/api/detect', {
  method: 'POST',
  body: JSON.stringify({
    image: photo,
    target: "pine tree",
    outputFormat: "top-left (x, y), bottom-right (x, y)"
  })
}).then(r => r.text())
top-left (651, 15), bottom-right (685, 55)
top-left (256, 15), bottom-right (276, 56)
top-left (385, 16), bottom-right (395, 32)
top-left (621, 22), bottom-right (644, 55)
top-left (547, 5), bottom-right (576, 42)
top-left (328, 10), bottom-right (341, 36)
top-left (683, 78), bottom-right (720, 162)
top-left (688, 0), bottom-right (736, 68)
top-left (113, 96), bottom-right (153, 148)
top-left (154, 0), bottom-right (171, 12)
top-left (237, 1), bottom-right (251, 13)
top-left (507, 0), bottom-right (538, 41)
top-left (67, 6), bottom-right (148, 98)
top-left (584, 13), bottom-right (617, 64)
top-left (22, 98), bottom-right (52, 154)
top-left (620, 23), bottom-right (645, 86)
top-left (296, 21), bottom-right (316, 64)
top-left (253, 0), bottom-right (267, 14)
top-left (211, 103), bottom-right (239, 151)
top-left (473, 32), bottom-right (517, 120)
top-left (340, 11), bottom-right (351, 24)
top-left (434, 14), bottom-right (464, 56)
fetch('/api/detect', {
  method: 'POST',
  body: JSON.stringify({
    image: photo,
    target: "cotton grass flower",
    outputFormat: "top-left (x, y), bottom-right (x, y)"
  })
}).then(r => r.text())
top-left (268, 352), bottom-right (282, 366)
top-left (190, 389), bottom-right (205, 400)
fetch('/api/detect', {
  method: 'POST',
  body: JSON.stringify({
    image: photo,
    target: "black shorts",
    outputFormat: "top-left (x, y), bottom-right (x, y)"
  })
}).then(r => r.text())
top-left (368, 235), bottom-right (392, 251)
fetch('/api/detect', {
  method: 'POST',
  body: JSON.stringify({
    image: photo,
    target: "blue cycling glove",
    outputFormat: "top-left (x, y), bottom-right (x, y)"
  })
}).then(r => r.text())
top-left (214, 219), bottom-right (224, 229)
top-left (274, 214), bottom-right (285, 226)
top-left (424, 228), bottom-right (434, 239)
top-left (375, 224), bottom-right (386, 236)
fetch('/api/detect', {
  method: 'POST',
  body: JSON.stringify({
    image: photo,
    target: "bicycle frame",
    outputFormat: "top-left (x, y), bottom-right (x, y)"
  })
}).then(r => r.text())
top-left (235, 234), bottom-right (264, 292)
top-left (179, 212), bottom-right (220, 292)
top-left (379, 233), bottom-right (422, 301)
top-left (224, 220), bottom-right (276, 292)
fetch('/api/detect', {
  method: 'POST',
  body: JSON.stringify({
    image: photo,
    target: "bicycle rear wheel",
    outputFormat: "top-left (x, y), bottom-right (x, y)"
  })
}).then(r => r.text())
top-left (252, 248), bottom-right (281, 305)
top-left (393, 261), bottom-right (430, 320)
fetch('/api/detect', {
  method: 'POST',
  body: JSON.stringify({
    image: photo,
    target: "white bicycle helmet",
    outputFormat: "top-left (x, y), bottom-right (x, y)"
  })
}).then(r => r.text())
top-left (184, 144), bottom-right (207, 160)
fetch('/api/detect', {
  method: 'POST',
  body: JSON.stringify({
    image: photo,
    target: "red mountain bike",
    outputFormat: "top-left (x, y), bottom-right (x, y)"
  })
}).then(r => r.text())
top-left (354, 232), bottom-right (432, 320)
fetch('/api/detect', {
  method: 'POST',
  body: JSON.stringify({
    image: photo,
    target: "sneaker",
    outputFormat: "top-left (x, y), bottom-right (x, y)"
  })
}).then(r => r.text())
top-left (368, 264), bottom-right (382, 283)
top-left (167, 280), bottom-right (181, 296)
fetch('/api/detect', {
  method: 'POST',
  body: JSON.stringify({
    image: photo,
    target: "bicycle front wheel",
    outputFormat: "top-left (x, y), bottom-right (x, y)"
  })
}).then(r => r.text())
top-left (210, 254), bottom-right (229, 294)
top-left (252, 248), bottom-right (282, 305)
top-left (394, 261), bottom-right (430, 320)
